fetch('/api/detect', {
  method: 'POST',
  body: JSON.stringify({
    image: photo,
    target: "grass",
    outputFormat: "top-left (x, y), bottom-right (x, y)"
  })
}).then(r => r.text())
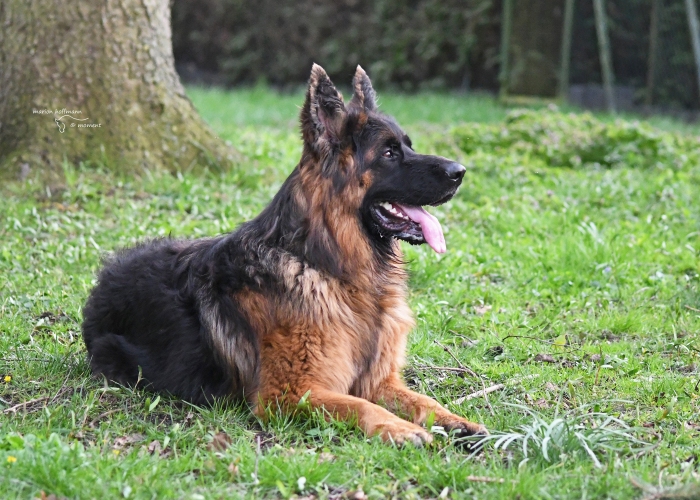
top-left (1, 85), bottom-right (699, 499)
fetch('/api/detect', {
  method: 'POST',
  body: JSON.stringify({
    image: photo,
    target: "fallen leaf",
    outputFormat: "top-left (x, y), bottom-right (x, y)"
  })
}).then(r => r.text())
top-left (147, 440), bottom-right (161, 455)
top-left (552, 334), bottom-right (568, 349)
top-left (228, 462), bottom-right (240, 476)
top-left (533, 353), bottom-right (556, 363)
top-left (474, 304), bottom-right (492, 316)
top-left (600, 330), bottom-right (620, 342)
top-left (685, 421), bottom-right (700, 431)
top-left (183, 412), bottom-right (194, 425)
top-left (113, 434), bottom-right (145, 450)
top-left (343, 491), bottom-right (367, 500)
top-left (533, 398), bottom-right (550, 409)
top-left (318, 452), bottom-right (336, 463)
top-left (36, 493), bottom-right (58, 500)
top-left (208, 431), bottom-right (232, 452)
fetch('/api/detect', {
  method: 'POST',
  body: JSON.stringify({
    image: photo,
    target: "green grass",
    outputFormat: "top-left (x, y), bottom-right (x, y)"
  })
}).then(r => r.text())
top-left (187, 85), bottom-right (508, 129)
top-left (1, 87), bottom-right (699, 499)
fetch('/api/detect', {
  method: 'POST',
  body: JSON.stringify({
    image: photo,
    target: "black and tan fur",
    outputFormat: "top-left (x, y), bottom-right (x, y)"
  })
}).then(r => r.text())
top-left (82, 64), bottom-right (487, 445)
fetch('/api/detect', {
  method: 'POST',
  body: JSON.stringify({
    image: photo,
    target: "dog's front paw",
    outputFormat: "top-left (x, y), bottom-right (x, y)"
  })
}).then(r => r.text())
top-left (440, 416), bottom-right (488, 437)
top-left (377, 420), bottom-right (433, 446)
top-left (438, 415), bottom-right (489, 452)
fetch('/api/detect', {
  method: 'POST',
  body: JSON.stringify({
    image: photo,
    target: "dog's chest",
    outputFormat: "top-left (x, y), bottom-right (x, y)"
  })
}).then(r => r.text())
top-left (283, 264), bottom-right (413, 395)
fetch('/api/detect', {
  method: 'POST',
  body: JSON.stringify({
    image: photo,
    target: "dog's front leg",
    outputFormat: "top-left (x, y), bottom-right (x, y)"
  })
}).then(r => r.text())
top-left (311, 387), bottom-right (436, 446)
top-left (256, 386), bottom-right (433, 446)
top-left (372, 373), bottom-right (488, 437)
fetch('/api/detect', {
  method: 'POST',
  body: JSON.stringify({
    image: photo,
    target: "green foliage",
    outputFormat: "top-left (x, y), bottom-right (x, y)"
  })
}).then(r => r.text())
top-left (172, 0), bottom-right (700, 109)
top-left (450, 108), bottom-right (700, 169)
top-left (172, 0), bottom-right (498, 90)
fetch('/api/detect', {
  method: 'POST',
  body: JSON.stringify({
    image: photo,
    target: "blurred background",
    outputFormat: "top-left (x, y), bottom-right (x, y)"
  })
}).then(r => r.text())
top-left (172, 0), bottom-right (700, 117)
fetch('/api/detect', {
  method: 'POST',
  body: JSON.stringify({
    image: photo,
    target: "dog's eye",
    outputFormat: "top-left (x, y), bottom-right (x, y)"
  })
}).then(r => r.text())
top-left (382, 149), bottom-right (394, 159)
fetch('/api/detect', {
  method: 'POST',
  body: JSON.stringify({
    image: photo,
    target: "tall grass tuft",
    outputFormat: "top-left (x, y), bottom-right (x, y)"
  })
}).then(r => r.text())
top-left (464, 403), bottom-right (654, 468)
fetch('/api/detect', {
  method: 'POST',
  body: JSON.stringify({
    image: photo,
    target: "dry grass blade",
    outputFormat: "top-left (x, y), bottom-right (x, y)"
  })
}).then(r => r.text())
top-left (3, 396), bottom-right (50, 414)
top-left (452, 374), bottom-right (539, 405)
top-left (452, 384), bottom-right (505, 404)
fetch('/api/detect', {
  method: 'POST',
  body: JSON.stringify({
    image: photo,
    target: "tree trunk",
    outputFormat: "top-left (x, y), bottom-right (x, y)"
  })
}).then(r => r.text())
top-left (0, 0), bottom-right (235, 182)
top-left (508, 0), bottom-right (564, 97)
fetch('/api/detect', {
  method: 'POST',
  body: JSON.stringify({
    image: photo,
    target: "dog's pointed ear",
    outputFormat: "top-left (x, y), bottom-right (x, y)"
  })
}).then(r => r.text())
top-left (301, 63), bottom-right (347, 152)
top-left (350, 65), bottom-right (377, 112)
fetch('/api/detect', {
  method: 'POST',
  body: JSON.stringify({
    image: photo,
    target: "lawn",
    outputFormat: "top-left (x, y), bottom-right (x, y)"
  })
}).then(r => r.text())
top-left (1, 87), bottom-right (699, 499)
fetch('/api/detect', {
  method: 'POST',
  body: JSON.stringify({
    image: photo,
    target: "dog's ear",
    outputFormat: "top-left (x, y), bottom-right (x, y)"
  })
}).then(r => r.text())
top-left (301, 64), bottom-right (347, 152)
top-left (350, 65), bottom-right (377, 112)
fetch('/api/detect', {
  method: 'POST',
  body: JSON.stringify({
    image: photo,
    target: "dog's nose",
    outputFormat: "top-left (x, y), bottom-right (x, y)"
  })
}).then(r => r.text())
top-left (444, 162), bottom-right (466, 181)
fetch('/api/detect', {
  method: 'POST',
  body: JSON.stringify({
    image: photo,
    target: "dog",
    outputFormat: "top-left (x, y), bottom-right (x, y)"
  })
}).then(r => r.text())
top-left (82, 64), bottom-right (487, 445)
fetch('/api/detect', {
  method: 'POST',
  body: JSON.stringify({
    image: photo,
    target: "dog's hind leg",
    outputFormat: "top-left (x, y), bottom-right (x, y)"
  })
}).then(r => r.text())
top-left (371, 373), bottom-right (488, 437)
top-left (86, 333), bottom-right (151, 387)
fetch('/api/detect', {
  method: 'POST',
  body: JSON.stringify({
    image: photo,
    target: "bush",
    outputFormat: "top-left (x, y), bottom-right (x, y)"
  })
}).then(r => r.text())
top-left (171, 0), bottom-right (500, 90)
top-left (171, 0), bottom-right (700, 108)
top-left (451, 108), bottom-right (700, 169)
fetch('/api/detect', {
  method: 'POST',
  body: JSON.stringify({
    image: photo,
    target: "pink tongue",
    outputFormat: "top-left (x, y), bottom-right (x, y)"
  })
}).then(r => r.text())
top-left (394, 204), bottom-right (446, 254)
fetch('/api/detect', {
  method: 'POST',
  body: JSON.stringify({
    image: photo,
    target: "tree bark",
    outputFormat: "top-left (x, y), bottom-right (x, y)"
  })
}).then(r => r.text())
top-left (507, 0), bottom-right (564, 97)
top-left (0, 0), bottom-right (235, 182)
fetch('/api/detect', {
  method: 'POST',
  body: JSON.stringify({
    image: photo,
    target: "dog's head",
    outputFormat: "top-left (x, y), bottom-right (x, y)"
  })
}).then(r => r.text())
top-left (299, 64), bottom-right (465, 256)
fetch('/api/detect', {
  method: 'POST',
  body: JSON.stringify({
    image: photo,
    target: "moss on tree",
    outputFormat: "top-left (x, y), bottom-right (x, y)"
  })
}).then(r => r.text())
top-left (0, 0), bottom-right (236, 183)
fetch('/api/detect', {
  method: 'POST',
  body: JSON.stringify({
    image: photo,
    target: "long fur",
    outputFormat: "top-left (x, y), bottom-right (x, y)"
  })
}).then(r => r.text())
top-left (82, 65), bottom-right (487, 445)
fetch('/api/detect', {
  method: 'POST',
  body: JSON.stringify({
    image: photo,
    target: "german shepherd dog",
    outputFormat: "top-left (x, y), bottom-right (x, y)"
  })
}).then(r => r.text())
top-left (82, 64), bottom-right (487, 445)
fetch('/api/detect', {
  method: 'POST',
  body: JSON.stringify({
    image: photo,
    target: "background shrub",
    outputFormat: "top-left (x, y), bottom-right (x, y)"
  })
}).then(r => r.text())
top-left (450, 108), bottom-right (700, 169)
top-left (172, 0), bottom-right (500, 90)
top-left (172, 0), bottom-right (700, 110)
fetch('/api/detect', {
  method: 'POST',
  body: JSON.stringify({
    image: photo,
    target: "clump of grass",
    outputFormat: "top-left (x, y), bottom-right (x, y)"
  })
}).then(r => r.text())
top-left (465, 403), bottom-right (653, 468)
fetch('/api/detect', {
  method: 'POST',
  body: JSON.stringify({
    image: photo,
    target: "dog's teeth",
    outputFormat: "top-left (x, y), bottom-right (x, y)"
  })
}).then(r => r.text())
top-left (380, 202), bottom-right (410, 220)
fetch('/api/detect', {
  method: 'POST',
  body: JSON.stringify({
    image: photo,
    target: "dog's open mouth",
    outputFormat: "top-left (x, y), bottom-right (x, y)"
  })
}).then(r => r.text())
top-left (371, 202), bottom-right (446, 253)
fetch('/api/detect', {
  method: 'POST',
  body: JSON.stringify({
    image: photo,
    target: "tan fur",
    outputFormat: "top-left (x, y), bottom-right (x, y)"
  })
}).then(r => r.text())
top-left (200, 290), bottom-right (259, 394)
top-left (245, 149), bottom-right (485, 445)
